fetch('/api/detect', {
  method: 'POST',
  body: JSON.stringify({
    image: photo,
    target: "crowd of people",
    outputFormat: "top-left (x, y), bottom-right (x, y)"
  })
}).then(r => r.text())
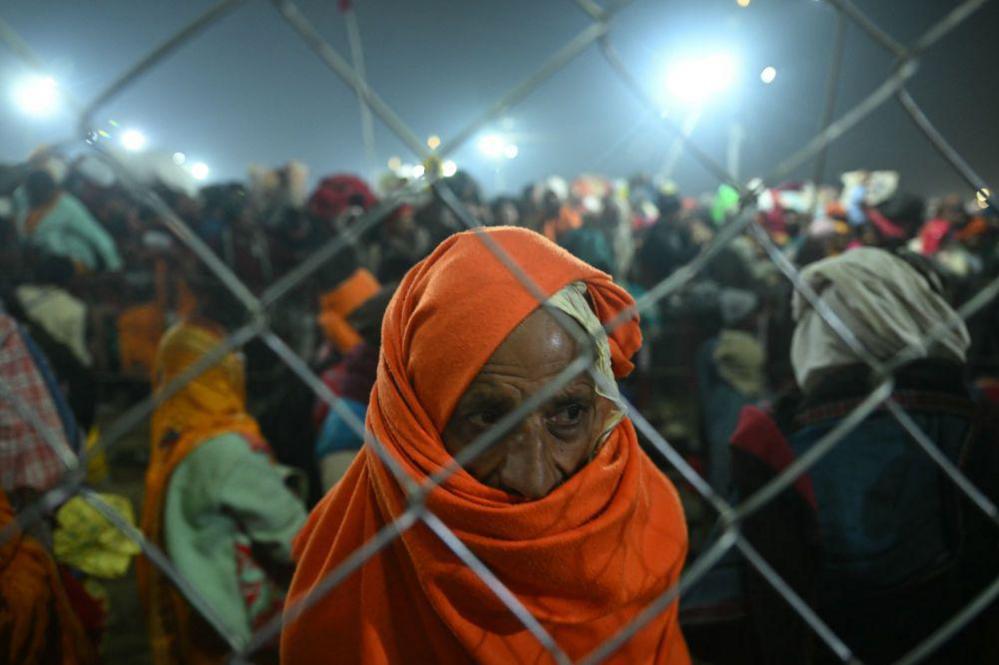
top-left (1, 145), bottom-right (998, 664)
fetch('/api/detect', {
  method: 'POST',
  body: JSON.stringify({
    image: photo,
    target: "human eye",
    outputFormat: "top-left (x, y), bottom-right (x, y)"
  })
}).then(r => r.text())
top-left (468, 408), bottom-right (503, 427)
top-left (548, 400), bottom-right (589, 429)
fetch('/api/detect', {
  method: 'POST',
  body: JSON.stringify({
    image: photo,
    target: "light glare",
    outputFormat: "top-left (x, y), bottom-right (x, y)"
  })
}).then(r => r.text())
top-left (477, 134), bottom-right (506, 159)
top-left (190, 161), bottom-right (210, 181)
top-left (12, 75), bottom-right (60, 118)
top-left (427, 135), bottom-right (441, 150)
top-left (977, 188), bottom-right (991, 209)
top-left (442, 160), bottom-right (458, 177)
top-left (478, 133), bottom-right (519, 160)
top-left (760, 66), bottom-right (777, 84)
top-left (120, 129), bottom-right (148, 152)
top-left (665, 52), bottom-right (739, 105)
top-left (172, 152), bottom-right (187, 165)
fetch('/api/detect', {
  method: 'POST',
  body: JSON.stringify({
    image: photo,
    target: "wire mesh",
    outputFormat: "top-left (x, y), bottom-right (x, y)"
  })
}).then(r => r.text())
top-left (1, 0), bottom-right (997, 663)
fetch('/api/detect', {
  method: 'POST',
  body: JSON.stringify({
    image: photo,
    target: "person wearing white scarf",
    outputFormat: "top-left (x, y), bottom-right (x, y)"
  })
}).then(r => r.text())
top-left (790, 247), bottom-right (969, 392)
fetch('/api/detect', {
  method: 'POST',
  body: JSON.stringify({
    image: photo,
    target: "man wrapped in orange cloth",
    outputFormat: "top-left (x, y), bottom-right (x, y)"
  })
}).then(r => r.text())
top-left (283, 227), bottom-right (690, 664)
top-left (1, 489), bottom-right (98, 665)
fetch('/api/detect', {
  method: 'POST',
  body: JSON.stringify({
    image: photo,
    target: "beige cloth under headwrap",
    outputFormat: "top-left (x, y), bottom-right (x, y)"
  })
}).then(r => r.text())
top-left (713, 329), bottom-right (765, 398)
top-left (546, 282), bottom-right (625, 437)
top-left (791, 247), bottom-right (969, 393)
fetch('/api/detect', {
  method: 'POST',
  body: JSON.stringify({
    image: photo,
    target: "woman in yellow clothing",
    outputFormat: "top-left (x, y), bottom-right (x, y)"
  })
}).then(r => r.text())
top-left (138, 304), bottom-right (306, 665)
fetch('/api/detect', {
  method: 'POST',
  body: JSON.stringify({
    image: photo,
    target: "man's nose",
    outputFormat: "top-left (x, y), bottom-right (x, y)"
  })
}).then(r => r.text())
top-left (497, 416), bottom-right (558, 500)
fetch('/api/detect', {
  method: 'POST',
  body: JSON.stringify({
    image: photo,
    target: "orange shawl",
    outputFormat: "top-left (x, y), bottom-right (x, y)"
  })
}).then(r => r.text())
top-left (137, 321), bottom-right (265, 665)
top-left (1, 489), bottom-right (97, 665)
top-left (283, 227), bottom-right (689, 664)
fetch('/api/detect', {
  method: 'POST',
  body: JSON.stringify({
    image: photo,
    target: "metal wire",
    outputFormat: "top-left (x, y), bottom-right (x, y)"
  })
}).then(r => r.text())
top-left (1, 0), bottom-right (997, 663)
top-left (78, 0), bottom-right (249, 133)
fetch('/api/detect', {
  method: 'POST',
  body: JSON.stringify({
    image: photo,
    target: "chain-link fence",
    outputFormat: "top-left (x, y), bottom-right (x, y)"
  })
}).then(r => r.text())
top-left (2, 0), bottom-right (998, 663)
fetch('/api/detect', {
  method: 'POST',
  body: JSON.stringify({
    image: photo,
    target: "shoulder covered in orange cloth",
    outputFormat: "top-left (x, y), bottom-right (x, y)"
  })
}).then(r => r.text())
top-left (282, 227), bottom-right (690, 664)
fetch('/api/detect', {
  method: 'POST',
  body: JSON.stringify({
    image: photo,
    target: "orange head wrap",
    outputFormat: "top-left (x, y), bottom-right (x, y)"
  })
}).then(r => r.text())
top-left (283, 227), bottom-right (689, 665)
top-left (318, 268), bottom-right (381, 352)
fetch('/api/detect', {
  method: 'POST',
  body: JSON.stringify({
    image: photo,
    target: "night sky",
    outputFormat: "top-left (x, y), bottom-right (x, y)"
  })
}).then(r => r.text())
top-left (2, 0), bottom-right (996, 198)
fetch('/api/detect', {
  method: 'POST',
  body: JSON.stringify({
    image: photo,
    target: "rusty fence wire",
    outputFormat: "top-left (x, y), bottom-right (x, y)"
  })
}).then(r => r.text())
top-left (2, 0), bottom-right (998, 663)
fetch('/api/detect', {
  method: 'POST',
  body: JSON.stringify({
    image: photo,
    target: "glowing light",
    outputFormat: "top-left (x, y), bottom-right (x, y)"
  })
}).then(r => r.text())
top-left (172, 152), bottom-right (187, 165)
top-left (387, 156), bottom-right (402, 171)
top-left (97, 130), bottom-right (111, 138)
top-left (736, 0), bottom-right (750, 6)
top-left (427, 135), bottom-right (441, 150)
top-left (442, 160), bottom-right (458, 177)
top-left (120, 129), bottom-right (147, 152)
top-left (664, 52), bottom-right (739, 105)
top-left (760, 66), bottom-right (777, 84)
top-left (478, 133), bottom-right (519, 160)
top-left (977, 188), bottom-right (991, 209)
top-left (11, 75), bottom-right (60, 118)
top-left (477, 134), bottom-right (506, 159)
top-left (189, 162), bottom-right (210, 181)
top-left (412, 164), bottom-right (425, 178)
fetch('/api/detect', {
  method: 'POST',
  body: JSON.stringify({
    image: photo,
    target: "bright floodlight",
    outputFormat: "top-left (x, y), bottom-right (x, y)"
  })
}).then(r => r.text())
top-left (477, 134), bottom-right (507, 159)
top-left (120, 129), bottom-right (147, 152)
top-left (442, 160), bottom-right (458, 177)
top-left (760, 66), bottom-right (777, 84)
top-left (12, 75), bottom-right (60, 118)
top-left (172, 152), bottom-right (187, 165)
top-left (478, 133), bottom-right (519, 160)
top-left (190, 161), bottom-right (210, 181)
top-left (412, 164), bottom-right (426, 178)
top-left (664, 52), bottom-right (738, 105)
top-left (427, 135), bottom-right (441, 150)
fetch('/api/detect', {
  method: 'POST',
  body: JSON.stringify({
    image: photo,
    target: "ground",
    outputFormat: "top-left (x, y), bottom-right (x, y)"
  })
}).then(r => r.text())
top-left (92, 399), bottom-right (154, 665)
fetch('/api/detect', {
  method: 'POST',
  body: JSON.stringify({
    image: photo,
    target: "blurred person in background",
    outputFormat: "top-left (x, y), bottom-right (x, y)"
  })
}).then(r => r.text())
top-left (313, 283), bottom-right (395, 490)
top-left (729, 248), bottom-right (999, 664)
top-left (9, 253), bottom-right (97, 435)
top-left (0, 309), bottom-right (99, 664)
top-left (490, 195), bottom-right (522, 227)
top-left (138, 278), bottom-right (307, 665)
top-left (13, 169), bottom-right (122, 274)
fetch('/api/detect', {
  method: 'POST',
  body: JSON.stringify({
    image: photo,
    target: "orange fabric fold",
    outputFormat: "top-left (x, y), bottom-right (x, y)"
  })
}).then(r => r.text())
top-left (318, 268), bottom-right (380, 352)
top-left (137, 321), bottom-right (266, 665)
top-left (1, 489), bottom-right (97, 665)
top-left (283, 227), bottom-right (689, 664)
top-left (118, 302), bottom-right (167, 379)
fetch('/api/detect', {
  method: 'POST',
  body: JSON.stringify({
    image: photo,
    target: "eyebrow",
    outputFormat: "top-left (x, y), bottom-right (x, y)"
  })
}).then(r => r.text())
top-left (458, 391), bottom-right (514, 412)
top-left (460, 378), bottom-right (595, 411)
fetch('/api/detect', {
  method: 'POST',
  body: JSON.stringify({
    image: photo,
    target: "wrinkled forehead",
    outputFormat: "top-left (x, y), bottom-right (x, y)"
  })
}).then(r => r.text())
top-left (393, 233), bottom-right (589, 431)
top-left (473, 307), bottom-right (585, 382)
